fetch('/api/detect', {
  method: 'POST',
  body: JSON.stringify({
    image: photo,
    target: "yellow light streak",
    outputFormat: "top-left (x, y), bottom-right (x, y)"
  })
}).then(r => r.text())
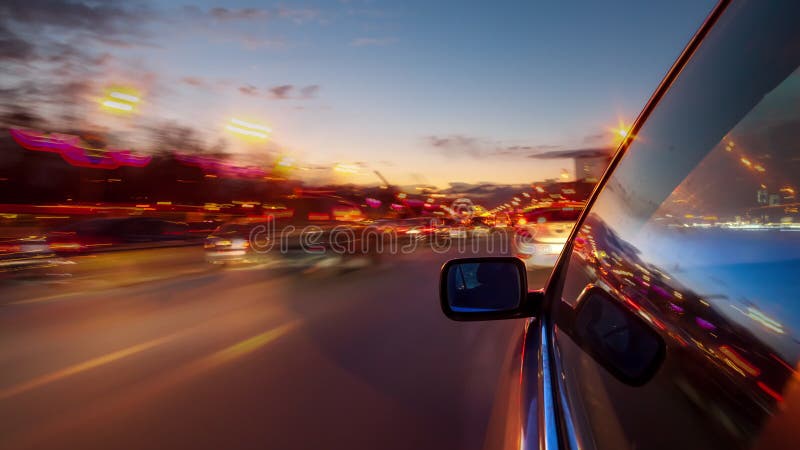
top-left (230, 118), bottom-right (272, 133)
top-left (102, 100), bottom-right (133, 111)
top-left (225, 125), bottom-right (269, 139)
top-left (109, 91), bottom-right (140, 103)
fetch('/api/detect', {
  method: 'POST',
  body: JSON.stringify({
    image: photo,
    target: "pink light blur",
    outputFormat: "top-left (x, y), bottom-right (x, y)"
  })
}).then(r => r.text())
top-left (175, 153), bottom-right (267, 179)
top-left (9, 128), bottom-right (151, 169)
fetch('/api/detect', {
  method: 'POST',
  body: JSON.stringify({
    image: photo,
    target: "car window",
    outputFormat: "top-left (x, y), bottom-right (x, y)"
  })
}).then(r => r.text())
top-left (119, 219), bottom-right (162, 236)
top-left (59, 219), bottom-right (118, 234)
top-left (552, 2), bottom-right (800, 449)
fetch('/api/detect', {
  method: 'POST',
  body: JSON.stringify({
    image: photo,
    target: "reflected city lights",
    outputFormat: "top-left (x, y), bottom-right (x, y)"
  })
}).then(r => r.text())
top-left (746, 307), bottom-right (784, 334)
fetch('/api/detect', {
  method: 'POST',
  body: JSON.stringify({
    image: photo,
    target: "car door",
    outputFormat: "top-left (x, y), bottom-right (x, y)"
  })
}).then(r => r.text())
top-left (546, 1), bottom-right (800, 449)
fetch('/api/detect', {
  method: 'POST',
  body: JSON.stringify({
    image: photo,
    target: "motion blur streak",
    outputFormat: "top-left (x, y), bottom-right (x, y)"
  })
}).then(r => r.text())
top-left (0, 332), bottom-right (181, 401)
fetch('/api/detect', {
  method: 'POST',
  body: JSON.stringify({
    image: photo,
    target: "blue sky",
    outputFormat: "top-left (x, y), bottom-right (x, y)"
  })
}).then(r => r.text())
top-left (0, 0), bottom-right (716, 187)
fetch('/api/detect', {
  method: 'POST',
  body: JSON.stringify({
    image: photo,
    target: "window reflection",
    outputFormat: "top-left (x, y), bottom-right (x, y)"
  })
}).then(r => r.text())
top-left (555, 2), bottom-right (800, 447)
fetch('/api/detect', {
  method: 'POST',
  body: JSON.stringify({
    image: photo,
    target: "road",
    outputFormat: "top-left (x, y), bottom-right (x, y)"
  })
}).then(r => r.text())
top-left (0, 246), bottom-right (550, 450)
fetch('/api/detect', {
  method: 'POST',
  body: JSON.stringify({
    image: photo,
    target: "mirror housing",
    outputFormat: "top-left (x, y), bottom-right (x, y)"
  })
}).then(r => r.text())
top-left (570, 286), bottom-right (665, 385)
top-left (440, 257), bottom-right (542, 321)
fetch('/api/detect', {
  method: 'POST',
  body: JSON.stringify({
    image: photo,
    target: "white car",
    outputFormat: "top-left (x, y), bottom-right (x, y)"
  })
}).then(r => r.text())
top-left (513, 202), bottom-right (583, 269)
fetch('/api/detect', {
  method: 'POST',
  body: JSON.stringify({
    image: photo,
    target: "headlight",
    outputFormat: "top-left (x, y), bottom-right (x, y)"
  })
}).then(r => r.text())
top-left (534, 243), bottom-right (564, 254)
top-left (230, 239), bottom-right (249, 249)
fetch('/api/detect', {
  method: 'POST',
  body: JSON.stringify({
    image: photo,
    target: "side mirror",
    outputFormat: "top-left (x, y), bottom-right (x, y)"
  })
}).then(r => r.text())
top-left (440, 257), bottom-right (541, 321)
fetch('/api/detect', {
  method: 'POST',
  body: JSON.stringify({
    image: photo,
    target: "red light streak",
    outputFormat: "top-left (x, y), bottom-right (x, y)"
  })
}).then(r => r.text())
top-left (757, 381), bottom-right (783, 402)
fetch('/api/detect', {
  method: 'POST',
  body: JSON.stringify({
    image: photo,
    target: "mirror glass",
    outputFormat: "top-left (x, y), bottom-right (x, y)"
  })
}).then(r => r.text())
top-left (446, 261), bottom-right (522, 312)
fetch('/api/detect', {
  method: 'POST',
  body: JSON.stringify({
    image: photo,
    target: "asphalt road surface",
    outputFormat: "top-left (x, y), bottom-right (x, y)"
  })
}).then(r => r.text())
top-left (0, 246), bottom-right (551, 450)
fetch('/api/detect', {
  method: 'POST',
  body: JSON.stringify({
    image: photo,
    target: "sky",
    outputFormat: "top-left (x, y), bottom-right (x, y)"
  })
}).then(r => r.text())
top-left (0, 0), bottom-right (716, 188)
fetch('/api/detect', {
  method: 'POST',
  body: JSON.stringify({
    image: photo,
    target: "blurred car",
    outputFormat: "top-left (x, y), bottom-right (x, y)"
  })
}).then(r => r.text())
top-left (205, 196), bottom-right (380, 269)
top-left (512, 201), bottom-right (583, 268)
top-left (468, 216), bottom-right (492, 237)
top-left (392, 217), bottom-right (435, 241)
top-left (370, 216), bottom-right (452, 247)
top-left (439, 3), bottom-right (800, 449)
top-left (187, 220), bottom-right (223, 237)
top-left (48, 217), bottom-right (193, 254)
top-left (494, 213), bottom-right (511, 228)
top-left (0, 235), bottom-right (63, 273)
top-left (204, 219), bottom-right (273, 265)
top-left (446, 217), bottom-right (470, 239)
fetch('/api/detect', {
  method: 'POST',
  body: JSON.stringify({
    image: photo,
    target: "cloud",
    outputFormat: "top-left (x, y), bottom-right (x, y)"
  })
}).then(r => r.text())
top-left (529, 147), bottom-right (613, 159)
top-left (210, 7), bottom-right (268, 21)
top-left (239, 84), bottom-right (260, 96)
top-left (350, 37), bottom-right (397, 47)
top-left (0, 23), bottom-right (34, 61)
top-left (300, 85), bottom-right (320, 98)
top-left (427, 135), bottom-right (558, 158)
top-left (181, 76), bottom-right (206, 87)
top-left (239, 35), bottom-right (286, 50)
top-left (583, 132), bottom-right (605, 143)
top-left (277, 7), bottom-right (322, 24)
top-left (0, 0), bottom-right (154, 68)
top-left (94, 36), bottom-right (159, 49)
top-left (494, 144), bottom-right (561, 155)
top-left (232, 84), bottom-right (320, 100)
top-left (428, 135), bottom-right (482, 156)
top-left (0, 78), bottom-right (94, 109)
top-left (182, 5), bottom-right (322, 24)
top-left (269, 85), bottom-right (293, 100)
top-left (0, 0), bottom-right (151, 37)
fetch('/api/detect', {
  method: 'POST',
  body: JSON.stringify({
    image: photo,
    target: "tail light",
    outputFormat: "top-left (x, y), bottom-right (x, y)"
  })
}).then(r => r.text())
top-left (0, 244), bottom-right (22, 253)
top-left (50, 242), bottom-right (83, 251)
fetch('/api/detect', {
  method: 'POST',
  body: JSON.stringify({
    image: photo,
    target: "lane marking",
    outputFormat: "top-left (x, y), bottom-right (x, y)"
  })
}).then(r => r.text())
top-left (2, 319), bottom-right (302, 449)
top-left (0, 332), bottom-right (181, 400)
top-left (0, 314), bottom-right (298, 401)
top-left (177, 320), bottom-right (301, 375)
top-left (4, 267), bottom-right (215, 306)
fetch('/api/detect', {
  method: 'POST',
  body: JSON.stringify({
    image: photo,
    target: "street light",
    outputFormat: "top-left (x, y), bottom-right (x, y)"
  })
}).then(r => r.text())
top-left (226, 118), bottom-right (271, 140)
top-left (101, 86), bottom-right (141, 114)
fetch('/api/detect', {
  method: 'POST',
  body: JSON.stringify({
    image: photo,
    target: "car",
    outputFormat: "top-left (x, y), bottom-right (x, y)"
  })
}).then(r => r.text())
top-left (370, 216), bottom-right (455, 248)
top-left (439, 2), bottom-right (800, 449)
top-left (387, 217), bottom-right (440, 243)
top-left (512, 201), bottom-right (584, 268)
top-left (468, 216), bottom-right (493, 238)
top-left (47, 217), bottom-right (193, 254)
top-left (494, 212), bottom-right (512, 228)
top-left (0, 235), bottom-right (64, 274)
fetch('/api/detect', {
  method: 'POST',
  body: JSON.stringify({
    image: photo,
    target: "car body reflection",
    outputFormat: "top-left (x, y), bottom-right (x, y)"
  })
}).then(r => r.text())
top-left (557, 212), bottom-right (797, 447)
